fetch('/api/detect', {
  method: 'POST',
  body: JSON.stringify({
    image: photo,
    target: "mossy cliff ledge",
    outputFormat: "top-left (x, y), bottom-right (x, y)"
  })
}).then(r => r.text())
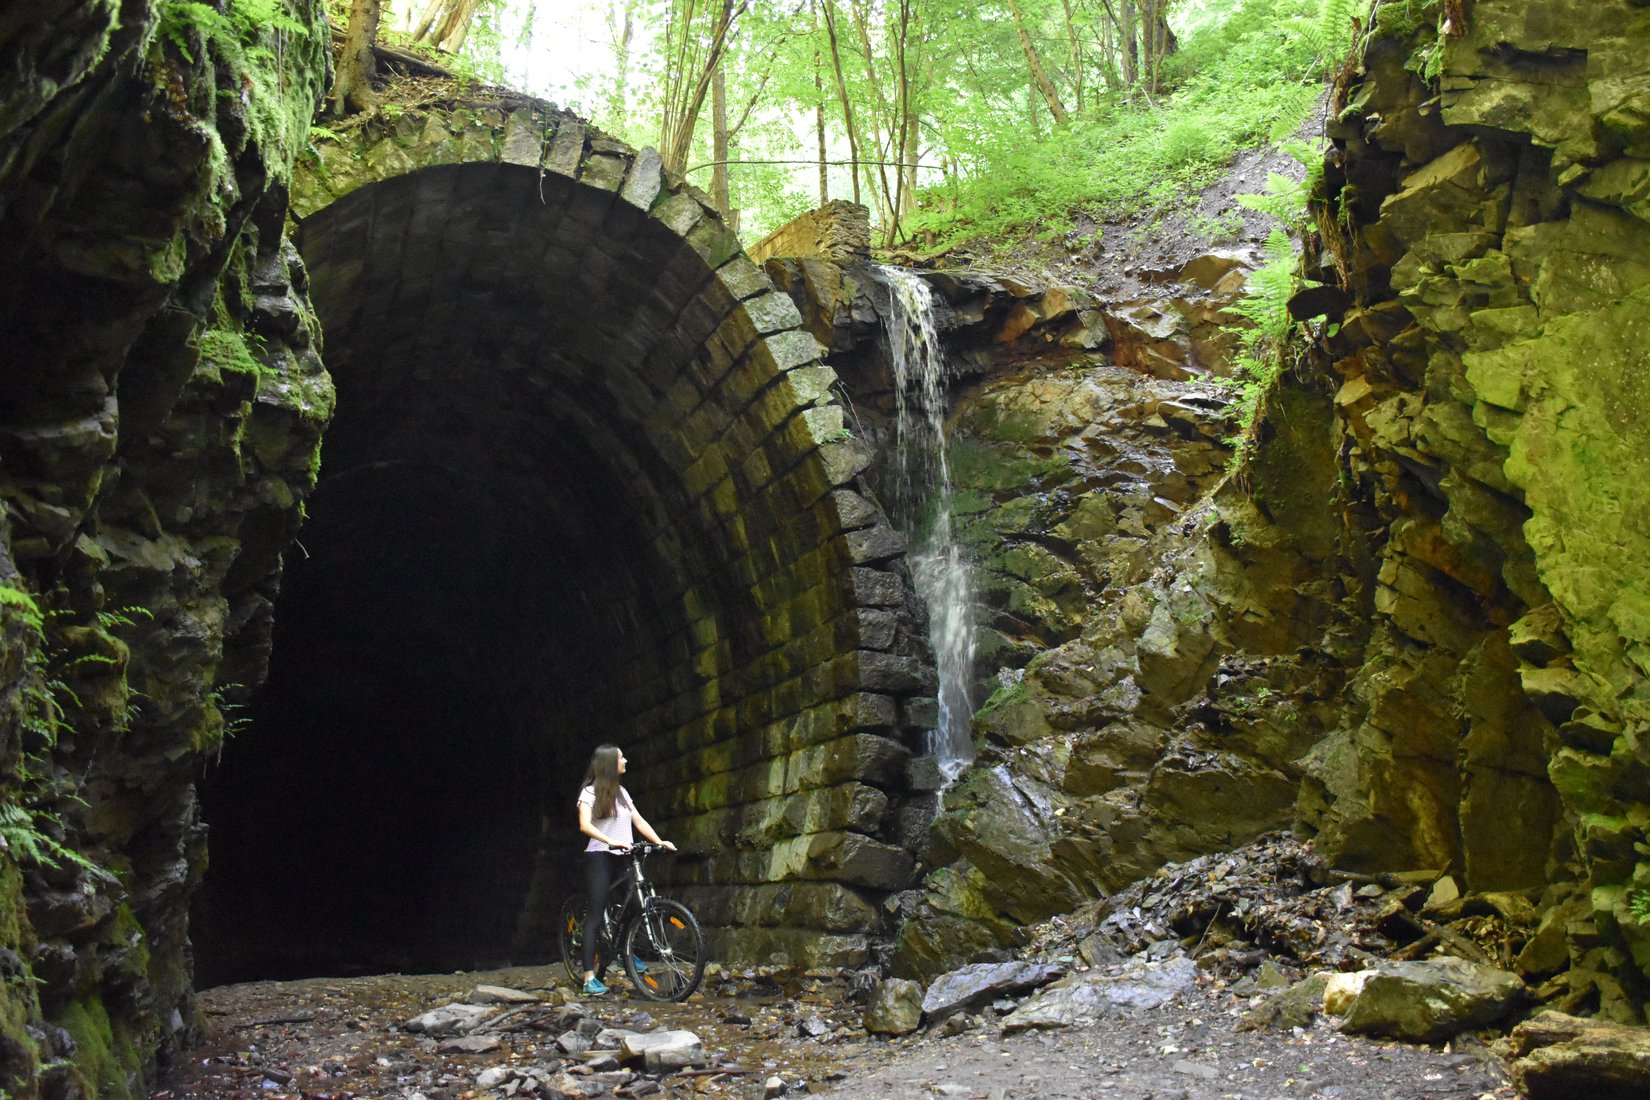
top-left (0, 1), bottom-right (330, 1095)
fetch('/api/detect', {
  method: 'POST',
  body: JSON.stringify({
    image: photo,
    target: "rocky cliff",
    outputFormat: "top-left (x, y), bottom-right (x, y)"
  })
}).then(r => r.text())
top-left (767, 0), bottom-right (1650, 1024)
top-left (1307, 0), bottom-right (1650, 1019)
top-left (0, 1), bottom-right (330, 1093)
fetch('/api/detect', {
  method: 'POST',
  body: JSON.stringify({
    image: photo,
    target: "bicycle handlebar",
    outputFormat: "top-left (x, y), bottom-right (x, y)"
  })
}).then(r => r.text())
top-left (607, 841), bottom-right (676, 855)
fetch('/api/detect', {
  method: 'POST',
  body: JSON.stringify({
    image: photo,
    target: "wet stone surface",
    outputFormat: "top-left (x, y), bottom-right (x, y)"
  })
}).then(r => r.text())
top-left (154, 958), bottom-right (1518, 1100)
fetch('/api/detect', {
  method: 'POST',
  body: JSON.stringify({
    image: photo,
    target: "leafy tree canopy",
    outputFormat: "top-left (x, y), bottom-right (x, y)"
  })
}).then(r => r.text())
top-left (339, 0), bottom-right (1368, 246)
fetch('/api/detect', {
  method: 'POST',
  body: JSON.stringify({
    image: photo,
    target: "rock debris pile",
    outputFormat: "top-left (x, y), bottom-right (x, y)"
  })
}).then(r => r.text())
top-left (859, 834), bottom-right (1650, 1098)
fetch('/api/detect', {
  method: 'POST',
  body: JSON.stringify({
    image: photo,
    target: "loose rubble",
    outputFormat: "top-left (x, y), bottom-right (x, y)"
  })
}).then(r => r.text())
top-left (154, 834), bottom-right (1650, 1100)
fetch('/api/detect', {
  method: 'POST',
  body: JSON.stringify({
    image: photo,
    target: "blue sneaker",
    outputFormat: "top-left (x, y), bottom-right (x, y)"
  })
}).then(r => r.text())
top-left (631, 956), bottom-right (648, 973)
top-left (582, 977), bottom-right (608, 996)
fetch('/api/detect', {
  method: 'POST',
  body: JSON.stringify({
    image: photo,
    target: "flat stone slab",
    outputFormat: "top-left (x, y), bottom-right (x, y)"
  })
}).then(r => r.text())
top-left (437, 1034), bottom-right (501, 1054)
top-left (1339, 957), bottom-right (1527, 1042)
top-left (922, 960), bottom-right (1066, 1021)
top-left (470, 984), bottom-right (540, 1004)
top-left (403, 1003), bottom-right (495, 1036)
top-left (1001, 956), bottom-right (1197, 1032)
top-left (621, 1029), bottom-right (707, 1071)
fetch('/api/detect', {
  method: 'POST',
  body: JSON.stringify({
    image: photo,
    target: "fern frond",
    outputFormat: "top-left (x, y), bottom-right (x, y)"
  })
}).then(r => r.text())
top-left (0, 584), bottom-right (44, 633)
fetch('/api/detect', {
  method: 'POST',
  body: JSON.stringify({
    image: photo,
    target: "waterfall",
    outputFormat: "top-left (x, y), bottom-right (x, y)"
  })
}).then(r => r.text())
top-left (875, 266), bottom-right (977, 777)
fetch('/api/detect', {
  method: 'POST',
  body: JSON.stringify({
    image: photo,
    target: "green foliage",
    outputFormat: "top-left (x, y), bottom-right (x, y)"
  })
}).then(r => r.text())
top-left (0, 587), bottom-right (118, 885)
top-left (1370, 0), bottom-right (1446, 81)
top-left (0, 805), bottom-right (111, 883)
top-left (0, 585), bottom-right (43, 634)
top-left (1214, 130), bottom-right (1336, 459)
top-left (974, 677), bottom-right (1030, 718)
top-left (905, 0), bottom-right (1360, 249)
top-left (1630, 885), bottom-right (1650, 927)
top-left (157, 0), bottom-right (308, 65)
top-left (1219, 228), bottom-right (1308, 457)
top-left (153, 0), bottom-right (319, 186)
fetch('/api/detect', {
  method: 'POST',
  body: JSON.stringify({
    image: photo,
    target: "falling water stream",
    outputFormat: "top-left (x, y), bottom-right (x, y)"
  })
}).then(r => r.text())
top-left (876, 266), bottom-right (977, 777)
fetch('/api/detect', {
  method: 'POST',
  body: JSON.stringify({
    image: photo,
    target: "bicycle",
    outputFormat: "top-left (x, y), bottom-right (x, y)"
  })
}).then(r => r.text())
top-left (558, 841), bottom-right (707, 1002)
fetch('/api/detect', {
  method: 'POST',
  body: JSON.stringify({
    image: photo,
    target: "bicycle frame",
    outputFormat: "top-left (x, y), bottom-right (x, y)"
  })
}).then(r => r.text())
top-left (593, 843), bottom-right (662, 947)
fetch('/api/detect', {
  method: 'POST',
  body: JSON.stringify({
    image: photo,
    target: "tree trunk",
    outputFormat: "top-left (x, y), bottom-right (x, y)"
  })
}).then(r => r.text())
top-left (848, 0), bottom-right (899, 241)
top-left (711, 57), bottom-right (734, 225)
top-left (410, 0), bottom-right (482, 52)
top-left (1095, 0), bottom-right (1121, 91)
top-left (658, 0), bottom-right (745, 177)
top-left (820, 0), bottom-right (861, 205)
top-left (331, 0), bottom-right (382, 116)
top-left (901, 112), bottom-right (919, 219)
top-left (1008, 0), bottom-right (1069, 124)
top-left (1061, 0), bottom-right (1084, 112)
top-left (605, 1), bottom-right (636, 133)
top-left (815, 52), bottom-right (829, 204)
top-left (1140, 0), bottom-right (1177, 93)
top-left (1119, 0), bottom-right (1138, 90)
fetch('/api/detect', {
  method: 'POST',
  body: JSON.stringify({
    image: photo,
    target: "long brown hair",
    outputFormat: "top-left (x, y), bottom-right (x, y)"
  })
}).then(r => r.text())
top-left (582, 744), bottom-right (622, 819)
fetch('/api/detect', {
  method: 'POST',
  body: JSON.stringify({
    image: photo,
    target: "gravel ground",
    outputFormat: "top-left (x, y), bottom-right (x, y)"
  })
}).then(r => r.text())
top-left (154, 959), bottom-right (1519, 1100)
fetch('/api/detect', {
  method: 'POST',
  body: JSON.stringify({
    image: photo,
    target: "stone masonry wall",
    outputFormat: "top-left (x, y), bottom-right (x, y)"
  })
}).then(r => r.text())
top-left (0, 20), bottom-right (936, 1100)
top-left (748, 200), bottom-right (872, 267)
top-left (291, 105), bottom-right (936, 971)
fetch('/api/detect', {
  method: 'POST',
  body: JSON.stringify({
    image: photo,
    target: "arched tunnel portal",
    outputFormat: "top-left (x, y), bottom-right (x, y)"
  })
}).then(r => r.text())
top-left (195, 109), bottom-right (934, 984)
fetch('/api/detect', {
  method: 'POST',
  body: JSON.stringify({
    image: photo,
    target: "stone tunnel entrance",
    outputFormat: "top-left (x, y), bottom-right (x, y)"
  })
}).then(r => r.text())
top-left (193, 111), bottom-right (933, 986)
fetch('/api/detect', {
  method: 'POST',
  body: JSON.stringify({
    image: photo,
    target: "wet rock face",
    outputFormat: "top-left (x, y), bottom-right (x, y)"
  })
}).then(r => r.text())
top-left (0, 0), bottom-right (330, 1093)
top-left (767, 246), bottom-right (1349, 978)
top-left (765, 224), bottom-right (1359, 979)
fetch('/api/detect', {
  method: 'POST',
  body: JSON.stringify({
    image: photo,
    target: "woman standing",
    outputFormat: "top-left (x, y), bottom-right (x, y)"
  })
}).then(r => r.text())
top-left (575, 743), bottom-right (674, 995)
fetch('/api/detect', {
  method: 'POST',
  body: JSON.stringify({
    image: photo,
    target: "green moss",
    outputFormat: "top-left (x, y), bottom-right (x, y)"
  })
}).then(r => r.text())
top-left (0, 862), bottom-right (43, 1096)
top-left (1372, 0), bottom-right (1439, 41)
top-left (196, 326), bottom-right (268, 381)
top-left (975, 678), bottom-right (1031, 718)
top-left (153, 0), bottom-right (328, 186)
top-left (947, 437), bottom-right (1067, 494)
top-left (55, 999), bottom-right (139, 1100)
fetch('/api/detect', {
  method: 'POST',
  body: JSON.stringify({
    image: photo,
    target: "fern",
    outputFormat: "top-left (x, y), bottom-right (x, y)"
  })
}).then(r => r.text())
top-left (1217, 228), bottom-right (1316, 459)
top-left (1628, 884), bottom-right (1650, 927)
top-left (1237, 172), bottom-right (1314, 227)
top-left (0, 584), bottom-right (43, 632)
top-left (0, 804), bottom-right (115, 883)
top-left (159, 0), bottom-right (310, 62)
top-left (1227, 229), bottom-right (1305, 332)
top-left (96, 605), bottom-right (153, 631)
top-left (1291, 0), bottom-right (1365, 61)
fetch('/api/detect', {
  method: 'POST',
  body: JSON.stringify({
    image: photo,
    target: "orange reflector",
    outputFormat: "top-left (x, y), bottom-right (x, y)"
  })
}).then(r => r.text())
top-left (669, 917), bottom-right (684, 929)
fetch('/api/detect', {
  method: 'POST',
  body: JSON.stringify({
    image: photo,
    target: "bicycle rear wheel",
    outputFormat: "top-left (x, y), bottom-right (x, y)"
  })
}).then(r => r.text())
top-left (623, 898), bottom-right (706, 1002)
top-left (558, 896), bottom-right (607, 983)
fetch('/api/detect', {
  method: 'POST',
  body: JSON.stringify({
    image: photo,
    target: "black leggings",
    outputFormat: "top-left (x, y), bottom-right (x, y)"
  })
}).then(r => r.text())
top-left (582, 851), bottom-right (625, 974)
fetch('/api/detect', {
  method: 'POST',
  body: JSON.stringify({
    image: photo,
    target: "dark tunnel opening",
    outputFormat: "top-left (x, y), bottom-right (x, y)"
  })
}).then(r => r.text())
top-left (193, 162), bottom-right (739, 984)
top-left (195, 460), bottom-right (660, 983)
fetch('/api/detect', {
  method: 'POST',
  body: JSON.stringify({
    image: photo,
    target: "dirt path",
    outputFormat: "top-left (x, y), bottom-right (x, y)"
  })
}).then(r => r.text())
top-left (153, 960), bottom-right (1518, 1100)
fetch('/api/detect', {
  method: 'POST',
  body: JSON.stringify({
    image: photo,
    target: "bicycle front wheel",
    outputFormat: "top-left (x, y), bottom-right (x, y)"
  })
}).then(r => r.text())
top-left (622, 898), bottom-right (706, 1002)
